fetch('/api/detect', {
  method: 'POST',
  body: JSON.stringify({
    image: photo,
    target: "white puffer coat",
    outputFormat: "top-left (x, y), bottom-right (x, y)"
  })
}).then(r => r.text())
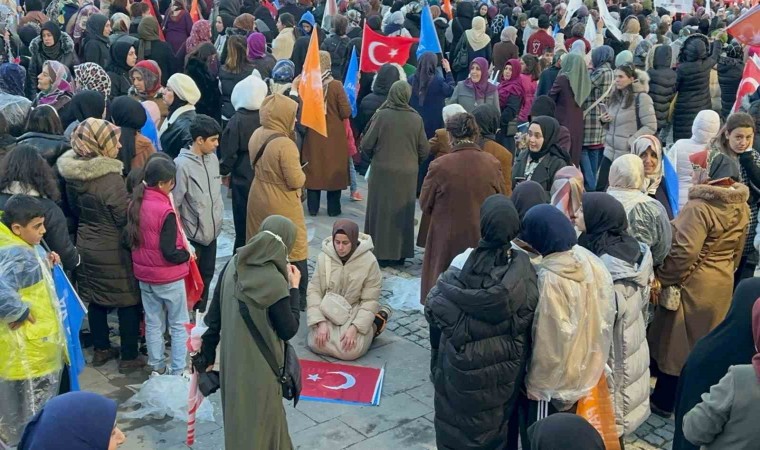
top-left (601, 244), bottom-right (653, 437)
top-left (669, 110), bottom-right (721, 209)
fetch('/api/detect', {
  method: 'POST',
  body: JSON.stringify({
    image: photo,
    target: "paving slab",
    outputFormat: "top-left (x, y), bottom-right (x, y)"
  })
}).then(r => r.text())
top-left (345, 418), bottom-right (437, 450)
top-left (291, 418), bottom-right (366, 449)
top-left (336, 392), bottom-right (432, 438)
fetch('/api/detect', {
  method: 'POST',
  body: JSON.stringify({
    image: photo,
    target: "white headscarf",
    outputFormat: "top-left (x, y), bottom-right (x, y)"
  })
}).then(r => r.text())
top-left (632, 135), bottom-right (664, 195)
top-left (466, 17), bottom-right (491, 51)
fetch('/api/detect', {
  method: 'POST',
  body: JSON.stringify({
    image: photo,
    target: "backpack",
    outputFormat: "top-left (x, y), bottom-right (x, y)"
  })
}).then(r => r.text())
top-left (321, 35), bottom-right (350, 78)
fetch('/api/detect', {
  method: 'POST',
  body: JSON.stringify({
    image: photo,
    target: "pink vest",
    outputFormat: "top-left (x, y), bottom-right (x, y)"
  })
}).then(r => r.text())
top-left (132, 187), bottom-right (189, 284)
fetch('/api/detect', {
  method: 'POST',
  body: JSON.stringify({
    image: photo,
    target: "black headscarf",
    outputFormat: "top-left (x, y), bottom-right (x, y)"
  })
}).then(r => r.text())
top-left (83, 14), bottom-right (110, 47)
top-left (412, 52), bottom-right (437, 105)
top-left (40, 21), bottom-right (63, 60)
top-left (291, 35), bottom-right (310, 76)
top-left (459, 194), bottom-right (520, 289)
top-left (527, 413), bottom-right (605, 450)
top-left (708, 153), bottom-right (741, 181)
top-left (578, 192), bottom-right (642, 265)
top-left (529, 95), bottom-right (555, 120)
top-left (109, 38), bottom-right (136, 73)
top-left (472, 103), bottom-right (500, 141)
top-left (521, 204), bottom-right (577, 256)
top-left (511, 180), bottom-right (549, 220)
top-left (67, 90), bottom-right (106, 123)
top-left (110, 96), bottom-right (147, 175)
top-left (529, 116), bottom-right (568, 162)
top-left (673, 278), bottom-right (760, 450)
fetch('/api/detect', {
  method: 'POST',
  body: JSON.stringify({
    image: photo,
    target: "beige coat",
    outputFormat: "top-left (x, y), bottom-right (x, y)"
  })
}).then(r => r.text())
top-left (649, 182), bottom-right (750, 376)
top-left (306, 233), bottom-right (383, 361)
top-left (245, 94), bottom-right (308, 261)
top-left (272, 27), bottom-right (296, 60)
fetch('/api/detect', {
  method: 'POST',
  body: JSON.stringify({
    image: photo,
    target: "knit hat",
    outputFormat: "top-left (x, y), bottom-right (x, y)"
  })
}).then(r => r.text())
top-left (71, 118), bottom-right (122, 159)
top-left (272, 59), bottom-right (295, 82)
top-left (231, 74), bottom-right (268, 111)
top-left (166, 73), bottom-right (201, 105)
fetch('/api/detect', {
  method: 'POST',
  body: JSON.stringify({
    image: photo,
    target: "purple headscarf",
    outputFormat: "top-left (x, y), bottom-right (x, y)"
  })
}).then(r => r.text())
top-left (247, 32), bottom-right (267, 60)
top-left (464, 57), bottom-right (497, 101)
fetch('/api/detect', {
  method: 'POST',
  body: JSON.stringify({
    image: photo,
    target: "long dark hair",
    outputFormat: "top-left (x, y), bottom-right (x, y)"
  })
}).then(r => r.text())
top-left (223, 35), bottom-right (247, 73)
top-left (521, 54), bottom-right (540, 81)
top-left (26, 105), bottom-right (63, 135)
top-left (609, 63), bottom-right (638, 109)
top-left (0, 144), bottom-right (61, 201)
top-left (125, 157), bottom-right (177, 248)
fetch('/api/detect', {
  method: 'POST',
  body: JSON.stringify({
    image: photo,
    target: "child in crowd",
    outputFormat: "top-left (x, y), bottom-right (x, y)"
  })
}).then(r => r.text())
top-left (127, 158), bottom-right (191, 376)
top-left (173, 114), bottom-right (223, 312)
top-left (0, 195), bottom-right (65, 446)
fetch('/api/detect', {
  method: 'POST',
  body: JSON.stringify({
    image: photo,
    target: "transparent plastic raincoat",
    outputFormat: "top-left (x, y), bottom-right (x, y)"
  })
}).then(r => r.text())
top-left (0, 221), bottom-right (65, 447)
top-left (526, 245), bottom-right (616, 406)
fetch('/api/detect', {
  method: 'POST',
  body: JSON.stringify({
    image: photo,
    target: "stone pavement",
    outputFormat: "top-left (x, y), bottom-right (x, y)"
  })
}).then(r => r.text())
top-left (80, 177), bottom-right (675, 449)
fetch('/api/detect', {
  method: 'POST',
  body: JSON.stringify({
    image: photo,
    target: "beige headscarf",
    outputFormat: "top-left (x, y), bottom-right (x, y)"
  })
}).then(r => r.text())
top-left (71, 118), bottom-right (122, 159)
top-left (466, 17), bottom-right (491, 51)
top-left (632, 135), bottom-right (663, 195)
top-left (319, 50), bottom-right (334, 92)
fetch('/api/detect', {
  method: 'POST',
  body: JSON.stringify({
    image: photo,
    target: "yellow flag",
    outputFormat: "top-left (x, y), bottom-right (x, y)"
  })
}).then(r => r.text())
top-left (300, 29), bottom-right (327, 137)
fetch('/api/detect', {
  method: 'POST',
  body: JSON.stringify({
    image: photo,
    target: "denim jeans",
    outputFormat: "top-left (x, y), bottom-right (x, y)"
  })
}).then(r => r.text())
top-left (140, 280), bottom-right (188, 374)
top-left (580, 147), bottom-right (604, 191)
top-left (349, 157), bottom-right (358, 193)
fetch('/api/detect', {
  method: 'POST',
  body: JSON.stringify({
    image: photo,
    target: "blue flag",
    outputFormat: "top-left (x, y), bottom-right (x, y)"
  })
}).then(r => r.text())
top-left (52, 265), bottom-right (87, 391)
top-left (273, 0), bottom-right (281, 9)
top-left (416, 4), bottom-right (442, 58)
top-left (343, 47), bottom-right (359, 118)
top-left (552, 22), bottom-right (560, 38)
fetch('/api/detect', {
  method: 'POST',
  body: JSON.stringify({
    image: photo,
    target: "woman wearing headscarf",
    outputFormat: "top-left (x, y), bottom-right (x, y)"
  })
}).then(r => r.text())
top-left (73, 62), bottom-right (112, 101)
top-left (497, 58), bottom-right (525, 152)
top-left (672, 34), bottom-right (721, 141)
top-left (577, 192), bottom-right (654, 440)
top-left (511, 180), bottom-right (549, 220)
top-left (56, 118), bottom-right (143, 371)
top-left (512, 116), bottom-right (571, 193)
top-left (185, 43), bottom-right (221, 124)
top-left (81, 13), bottom-right (111, 67)
top-left (137, 16), bottom-right (174, 85)
top-left (451, 1), bottom-right (474, 52)
top-left (67, 3), bottom-right (100, 49)
top-left (32, 60), bottom-right (74, 114)
top-left (109, 12), bottom-right (131, 45)
top-left (110, 96), bottom-right (155, 174)
top-left (213, 13), bottom-right (235, 55)
top-left (356, 63), bottom-right (404, 136)
top-left (449, 57), bottom-right (498, 113)
top-left (648, 157), bottom-right (750, 418)
top-left (419, 112), bottom-right (506, 304)
top-left (17, 391), bottom-right (125, 450)
top-left (408, 52), bottom-right (455, 139)
top-left (383, 10), bottom-right (411, 37)
top-left (176, 19), bottom-right (212, 66)
top-left (518, 204), bottom-right (615, 446)
top-left (621, 15), bottom-right (643, 52)
top-left (597, 63), bottom-right (657, 191)
top-left (307, 219), bottom-right (386, 360)
top-left (550, 166), bottom-right (583, 222)
top-left (672, 279), bottom-right (760, 450)
top-left (581, 46), bottom-right (615, 190)
top-left (162, 0), bottom-right (194, 55)
top-left (129, 59), bottom-right (167, 125)
top-left (633, 134), bottom-right (679, 219)
top-left (527, 414), bottom-right (605, 450)
top-left (549, 53), bottom-right (591, 167)
top-left (683, 299), bottom-right (760, 449)
top-left (671, 110), bottom-right (721, 210)
top-left (268, 59), bottom-right (296, 96)
top-left (450, 16), bottom-right (492, 82)
top-left (493, 26), bottom-right (520, 79)
top-left (199, 215), bottom-right (301, 449)
top-left (426, 194), bottom-right (539, 449)
top-left (247, 32), bottom-right (276, 79)
top-left (361, 80), bottom-right (429, 266)
top-left (159, 73), bottom-right (200, 158)
top-left (61, 89), bottom-right (106, 138)
top-left (300, 51), bottom-right (352, 217)
top-left (472, 104), bottom-right (513, 192)
top-left (106, 37), bottom-right (137, 99)
top-left (0, 63), bottom-right (32, 135)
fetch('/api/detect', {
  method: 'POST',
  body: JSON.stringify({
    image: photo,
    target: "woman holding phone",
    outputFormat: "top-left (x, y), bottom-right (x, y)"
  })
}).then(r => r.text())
top-left (581, 45), bottom-right (615, 191)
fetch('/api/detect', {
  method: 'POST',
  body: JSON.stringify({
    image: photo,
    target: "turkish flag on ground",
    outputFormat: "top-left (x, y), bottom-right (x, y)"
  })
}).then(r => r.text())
top-left (733, 55), bottom-right (760, 113)
top-left (300, 359), bottom-right (385, 405)
top-left (299, 29), bottom-right (328, 136)
top-left (728, 4), bottom-right (760, 46)
top-left (360, 25), bottom-right (418, 73)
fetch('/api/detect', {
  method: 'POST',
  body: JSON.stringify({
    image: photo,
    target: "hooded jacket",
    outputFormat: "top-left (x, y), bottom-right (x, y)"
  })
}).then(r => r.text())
top-left (670, 110), bottom-right (721, 209)
top-left (356, 64), bottom-right (403, 134)
top-left (646, 45), bottom-right (676, 130)
top-left (717, 53), bottom-right (743, 120)
top-left (672, 35), bottom-right (721, 140)
top-left (173, 149), bottom-right (224, 246)
top-left (603, 70), bottom-right (657, 161)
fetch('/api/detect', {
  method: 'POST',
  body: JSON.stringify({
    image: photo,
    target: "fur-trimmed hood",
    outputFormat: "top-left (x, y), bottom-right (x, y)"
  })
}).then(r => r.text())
top-left (688, 181), bottom-right (749, 205)
top-left (56, 149), bottom-right (124, 182)
top-left (29, 32), bottom-right (76, 58)
top-left (633, 69), bottom-right (650, 93)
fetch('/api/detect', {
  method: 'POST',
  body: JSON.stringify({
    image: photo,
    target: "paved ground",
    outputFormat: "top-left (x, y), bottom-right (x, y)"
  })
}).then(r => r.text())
top-left (80, 177), bottom-right (675, 449)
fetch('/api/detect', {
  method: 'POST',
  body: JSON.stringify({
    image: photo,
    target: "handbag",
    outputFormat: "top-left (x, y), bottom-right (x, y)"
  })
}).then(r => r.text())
top-left (451, 35), bottom-right (470, 73)
top-left (318, 255), bottom-right (352, 325)
top-left (658, 235), bottom-right (722, 312)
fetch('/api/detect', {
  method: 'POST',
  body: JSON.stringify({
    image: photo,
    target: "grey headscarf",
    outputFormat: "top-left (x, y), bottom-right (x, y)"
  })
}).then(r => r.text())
top-left (591, 45), bottom-right (614, 69)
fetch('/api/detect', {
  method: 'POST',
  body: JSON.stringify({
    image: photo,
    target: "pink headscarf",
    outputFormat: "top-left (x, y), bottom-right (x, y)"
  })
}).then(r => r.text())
top-left (247, 32), bottom-right (267, 60)
top-left (464, 57), bottom-right (497, 101)
top-left (498, 58), bottom-right (524, 109)
top-left (550, 166), bottom-right (584, 222)
top-left (185, 19), bottom-right (211, 54)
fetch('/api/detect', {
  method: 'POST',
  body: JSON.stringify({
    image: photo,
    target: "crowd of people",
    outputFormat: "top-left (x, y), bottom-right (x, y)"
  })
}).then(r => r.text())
top-left (2, 0), bottom-right (760, 448)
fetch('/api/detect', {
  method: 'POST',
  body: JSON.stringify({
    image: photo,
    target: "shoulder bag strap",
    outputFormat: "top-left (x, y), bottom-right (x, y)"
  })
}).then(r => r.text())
top-left (583, 80), bottom-right (615, 118)
top-left (635, 93), bottom-right (642, 131)
top-left (252, 132), bottom-right (287, 176)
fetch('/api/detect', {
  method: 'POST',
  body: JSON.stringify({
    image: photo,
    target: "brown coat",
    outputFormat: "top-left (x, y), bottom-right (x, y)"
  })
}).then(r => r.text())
top-left (481, 139), bottom-right (513, 196)
top-left (418, 144), bottom-right (506, 304)
top-left (132, 133), bottom-right (156, 170)
top-left (246, 94), bottom-right (308, 261)
top-left (302, 79), bottom-right (352, 191)
top-left (649, 182), bottom-right (750, 376)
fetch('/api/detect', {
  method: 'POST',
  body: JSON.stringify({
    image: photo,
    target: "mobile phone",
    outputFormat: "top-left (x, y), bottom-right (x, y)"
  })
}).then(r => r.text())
top-left (514, 176), bottom-right (527, 184)
top-left (517, 122), bottom-right (529, 133)
top-left (598, 103), bottom-right (607, 114)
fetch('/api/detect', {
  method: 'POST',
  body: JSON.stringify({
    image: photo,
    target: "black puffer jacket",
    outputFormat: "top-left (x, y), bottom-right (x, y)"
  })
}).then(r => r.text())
top-left (185, 60), bottom-right (222, 124)
top-left (425, 251), bottom-right (538, 449)
top-left (672, 35), bottom-right (721, 141)
top-left (219, 108), bottom-right (260, 187)
top-left (15, 132), bottom-right (71, 167)
top-left (647, 45), bottom-right (677, 131)
top-left (718, 55), bottom-right (743, 120)
top-left (451, 2), bottom-right (474, 49)
top-left (219, 63), bottom-right (254, 121)
top-left (355, 64), bottom-right (401, 135)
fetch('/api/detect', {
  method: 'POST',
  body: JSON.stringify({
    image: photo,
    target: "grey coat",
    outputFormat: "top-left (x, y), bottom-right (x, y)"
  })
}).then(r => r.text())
top-left (683, 365), bottom-right (760, 450)
top-left (448, 81), bottom-right (499, 113)
top-left (603, 71), bottom-right (657, 162)
top-left (173, 149), bottom-right (224, 246)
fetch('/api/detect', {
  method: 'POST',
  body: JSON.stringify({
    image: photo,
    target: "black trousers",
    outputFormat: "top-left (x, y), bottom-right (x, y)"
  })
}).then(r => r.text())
top-left (651, 372), bottom-right (680, 413)
top-left (190, 239), bottom-right (217, 312)
top-left (291, 259), bottom-right (309, 310)
top-left (307, 189), bottom-right (341, 216)
top-left (595, 156), bottom-right (613, 192)
top-left (507, 392), bottom-right (578, 450)
top-left (230, 181), bottom-right (251, 252)
top-left (88, 303), bottom-right (140, 360)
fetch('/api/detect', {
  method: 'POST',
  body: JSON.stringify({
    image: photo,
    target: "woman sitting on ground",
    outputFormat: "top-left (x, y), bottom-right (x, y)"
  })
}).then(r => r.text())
top-left (307, 219), bottom-right (389, 361)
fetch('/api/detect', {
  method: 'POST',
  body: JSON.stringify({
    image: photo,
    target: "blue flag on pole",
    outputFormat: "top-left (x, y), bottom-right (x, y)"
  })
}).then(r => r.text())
top-left (343, 47), bottom-right (359, 118)
top-left (52, 265), bottom-right (87, 391)
top-left (416, 4), bottom-right (442, 58)
top-left (273, 0), bottom-right (281, 9)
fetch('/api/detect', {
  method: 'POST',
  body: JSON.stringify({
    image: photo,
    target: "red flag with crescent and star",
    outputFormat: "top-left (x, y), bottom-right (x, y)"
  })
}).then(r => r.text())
top-left (728, 4), bottom-right (760, 46)
top-left (300, 359), bottom-right (385, 405)
top-left (359, 25), bottom-right (418, 73)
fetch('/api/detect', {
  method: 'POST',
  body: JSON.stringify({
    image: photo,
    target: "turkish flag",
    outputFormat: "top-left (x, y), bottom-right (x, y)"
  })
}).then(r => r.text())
top-left (733, 55), bottom-right (760, 113)
top-left (728, 4), bottom-right (760, 46)
top-left (360, 25), bottom-right (418, 73)
top-left (300, 359), bottom-right (385, 405)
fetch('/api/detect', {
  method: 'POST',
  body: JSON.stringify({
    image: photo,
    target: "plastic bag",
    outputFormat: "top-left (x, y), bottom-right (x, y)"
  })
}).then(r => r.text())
top-left (382, 276), bottom-right (423, 312)
top-left (576, 375), bottom-right (622, 450)
top-left (123, 375), bottom-right (214, 423)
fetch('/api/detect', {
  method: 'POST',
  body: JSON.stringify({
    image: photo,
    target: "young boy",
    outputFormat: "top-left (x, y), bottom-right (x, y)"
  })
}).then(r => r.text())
top-left (0, 194), bottom-right (65, 447)
top-left (173, 114), bottom-right (223, 312)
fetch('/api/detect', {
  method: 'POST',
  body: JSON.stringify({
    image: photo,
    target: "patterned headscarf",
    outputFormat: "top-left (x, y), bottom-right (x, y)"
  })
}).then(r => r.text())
top-left (38, 60), bottom-right (73, 105)
top-left (185, 19), bottom-right (211, 54)
top-left (550, 166), bottom-right (584, 222)
top-left (74, 62), bottom-right (111, 99)
top-left (71, 118), bottom-right (121, 158)
top-left (129, 60), bottom-right (162, 96)
top-left (71, 4), bottom-right (101, 44)
top-left (0, 63), bottom-right (26, 96)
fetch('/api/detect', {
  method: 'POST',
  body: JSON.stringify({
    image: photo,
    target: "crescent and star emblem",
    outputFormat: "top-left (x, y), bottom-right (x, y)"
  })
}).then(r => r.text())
top-left (306, 371), bottom-right (357, 390)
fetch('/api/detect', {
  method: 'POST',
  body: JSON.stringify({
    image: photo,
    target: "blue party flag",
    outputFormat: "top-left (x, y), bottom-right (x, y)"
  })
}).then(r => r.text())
top-left (343, 47), bottom-right (359, 118)
top-left (52, 264), bottom-right (87, 391)
top-left (273, 0), bottom-right (281, 9)
top-left (416, 4), bottom-right (442, 58)
top-left (552, 22), bottom-right (560, 38)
